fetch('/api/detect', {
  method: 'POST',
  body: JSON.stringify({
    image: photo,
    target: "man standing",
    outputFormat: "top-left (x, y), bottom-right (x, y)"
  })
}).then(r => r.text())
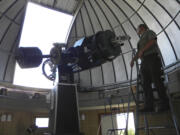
top-left (130, 24), bottom-right (169, 112)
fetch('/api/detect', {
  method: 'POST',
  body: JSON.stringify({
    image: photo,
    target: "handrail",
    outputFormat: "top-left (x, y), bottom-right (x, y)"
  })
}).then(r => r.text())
top-left (79, 56), bottom-right (180, 93)
top-left (0, 81), bottom-right (51, 93)
top-left (0, 95), bottom-right (48, 102)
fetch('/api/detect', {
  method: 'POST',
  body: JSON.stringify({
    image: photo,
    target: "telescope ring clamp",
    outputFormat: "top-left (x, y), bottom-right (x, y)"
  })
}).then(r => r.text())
top-left (50, 43), bottom-right (65, 65)
top-left (42, 58), bottom-right (57, 81)
top-left (42, 43), bottom-right (66, 81)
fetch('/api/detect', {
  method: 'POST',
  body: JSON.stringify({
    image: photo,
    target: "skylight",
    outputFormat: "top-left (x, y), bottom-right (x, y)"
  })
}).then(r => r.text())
top-left (13, 2), bottom-right (73, 89)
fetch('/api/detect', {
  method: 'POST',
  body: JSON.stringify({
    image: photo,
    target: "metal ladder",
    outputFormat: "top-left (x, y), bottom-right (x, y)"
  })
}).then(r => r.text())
top-left (104, 49), bottom-right (137, 135)
top-left (101, 49), bottom-right (180, 135)
top-left (104, 94), bottom-right (134, 135)
top-left (133, 49), bottom-right (180, 135)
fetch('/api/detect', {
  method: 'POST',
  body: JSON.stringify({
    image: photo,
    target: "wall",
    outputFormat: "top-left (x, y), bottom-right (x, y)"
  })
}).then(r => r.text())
top-left (0, 110), bottom-right (32, 135)
top-left (80, 110), bottom-right (100, 135)
top-left (79, 105), bottom-right (179, 135)
top-left (0, 84), bottom-right (50, 135)
top-left (79, 106), bottom-right (135, 135)
top-left (0, 110), bottom-right (49, 135)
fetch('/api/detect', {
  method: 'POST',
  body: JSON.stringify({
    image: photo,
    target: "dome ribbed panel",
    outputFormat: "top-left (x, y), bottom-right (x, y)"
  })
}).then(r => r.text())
top-left (0, 0), bottom-right (179, 88)
top-left (30, 0), bottom-right (79, 14)
top-left (67, 0), bottom-right (180, 89)
top-left (0, 0), bottom-right (26, 82)
top-left (0, 0), bottom-right (79, 83)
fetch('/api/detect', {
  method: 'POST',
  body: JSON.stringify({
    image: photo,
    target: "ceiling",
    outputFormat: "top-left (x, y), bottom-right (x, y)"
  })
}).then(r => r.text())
top-left (0, 0), bottom-right (179, 89)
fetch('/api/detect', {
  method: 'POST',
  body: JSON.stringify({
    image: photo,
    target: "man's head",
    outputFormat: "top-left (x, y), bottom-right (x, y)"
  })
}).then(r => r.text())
top-left (137, 24), bottom-right (149, 36)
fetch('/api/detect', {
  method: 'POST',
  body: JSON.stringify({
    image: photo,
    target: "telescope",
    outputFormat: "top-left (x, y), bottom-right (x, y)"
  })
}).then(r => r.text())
top-left (16, 30), bottom-right (130, 81)
top-left (15, 30), bottom-right (131, 135)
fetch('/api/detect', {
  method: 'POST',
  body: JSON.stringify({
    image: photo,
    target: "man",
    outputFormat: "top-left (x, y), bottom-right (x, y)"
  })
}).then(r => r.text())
top-left (130, 24), bottom-right (169, 112)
